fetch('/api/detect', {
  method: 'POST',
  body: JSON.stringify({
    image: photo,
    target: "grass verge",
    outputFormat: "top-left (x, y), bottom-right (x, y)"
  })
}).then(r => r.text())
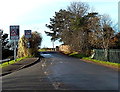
top-left (0, 56), bottom-right (32, 68)
top-left (82, 57), bottom-right (120, 68)
top-left (69, 52), bottom-right (88, 58)
top-left (69, 52), bottom-right (119, 69)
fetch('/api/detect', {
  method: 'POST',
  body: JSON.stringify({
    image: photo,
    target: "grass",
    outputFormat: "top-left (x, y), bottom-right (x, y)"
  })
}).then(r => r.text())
top-left (38, 49), bottom-right (47, 52)
top-left (69, 52), bottom-right (87, 58)
top-left (69, 52), bottom-right (119, 68)
top-left (38, 49), bottom-right (52, 52)
top-left (0, 56), bottom-right (32, 68)
top-left (82, 57), bottom-right (120, 67)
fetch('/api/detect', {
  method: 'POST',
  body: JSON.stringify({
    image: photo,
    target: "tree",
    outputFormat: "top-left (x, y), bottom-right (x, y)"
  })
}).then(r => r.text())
top-left (45, 1), bottom-right (116, 57)
top-left (0, 29), bottom-right (14, 59)
top-left (45, 2), bottom-right (90, 54)
top-left (110, 32), bottom-right (120, 49)
top-left (69, 12), bottom-right (99, 54)
top-left (17, 31), bottom-right (42, 58)
top-left (89, 15), bottom-right (115, 60)
top-left (114, 32), bottom-right (120, 48)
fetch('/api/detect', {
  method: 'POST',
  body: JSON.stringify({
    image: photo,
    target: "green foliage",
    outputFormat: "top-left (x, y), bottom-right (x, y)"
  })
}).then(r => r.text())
top-left (69, 52), bottom-right (78, 55)
top-left (45, 1), bottom-right (117, 55)
top-left (0, 30), bottom-right (14, 59)
top-left (38, 49), bottom-right (47, 52)
top-left (2, 49), bottom-right (14, 59)
top-left (69, 52), bottom-right (88, 58)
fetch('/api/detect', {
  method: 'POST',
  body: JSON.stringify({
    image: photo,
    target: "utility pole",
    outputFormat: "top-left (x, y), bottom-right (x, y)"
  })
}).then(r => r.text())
top-left (52, 41), bottom-right (55, 51)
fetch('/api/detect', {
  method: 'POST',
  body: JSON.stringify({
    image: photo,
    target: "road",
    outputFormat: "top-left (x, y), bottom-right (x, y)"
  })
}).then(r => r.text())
top-left (2, 52), bottom-right (119, 91)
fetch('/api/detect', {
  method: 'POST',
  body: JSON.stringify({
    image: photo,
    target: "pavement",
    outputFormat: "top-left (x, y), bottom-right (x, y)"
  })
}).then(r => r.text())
top-left (2, 56), bottom-right (55, 90)
top-left (1, 57), bottom-right (40, 76)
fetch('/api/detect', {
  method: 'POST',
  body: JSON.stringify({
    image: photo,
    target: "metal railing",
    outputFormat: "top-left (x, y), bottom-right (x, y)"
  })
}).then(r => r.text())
top-left (0, 59), bottom-right (11, 64)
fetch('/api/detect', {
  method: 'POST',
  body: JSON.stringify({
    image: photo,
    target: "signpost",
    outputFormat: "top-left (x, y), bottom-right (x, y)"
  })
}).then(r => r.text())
top-left (24, 30), bottom-right (32, 48)
top-left (24, 30), bottom-right (32, 56)
top-left (10, 25), bottom-right (19, 61)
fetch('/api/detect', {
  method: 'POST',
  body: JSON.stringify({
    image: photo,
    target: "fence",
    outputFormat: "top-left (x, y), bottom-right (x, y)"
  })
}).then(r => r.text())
top-left (93, 49), bottom-right (120, 63)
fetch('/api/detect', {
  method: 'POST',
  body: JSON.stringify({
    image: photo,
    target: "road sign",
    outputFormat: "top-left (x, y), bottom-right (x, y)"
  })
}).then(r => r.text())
top-left (24, 30), bottom-right (32, 38)
top-left (10, 25), bottom-right (19, 40)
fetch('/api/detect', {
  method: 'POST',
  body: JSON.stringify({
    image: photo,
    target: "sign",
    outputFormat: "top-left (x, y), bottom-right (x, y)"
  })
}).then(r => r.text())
top-left (24, 30), bottom-right (32, 38)
top-left (10, 25), bottom-right (19, 40)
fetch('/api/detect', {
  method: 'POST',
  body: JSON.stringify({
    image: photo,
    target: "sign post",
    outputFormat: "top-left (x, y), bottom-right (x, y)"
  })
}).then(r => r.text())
top-left (24, 30), bottom-right (32, 56)
top-left (10, 25), bottom-right (19, 61)
top-left (24, 30), bottom-right (32, 48)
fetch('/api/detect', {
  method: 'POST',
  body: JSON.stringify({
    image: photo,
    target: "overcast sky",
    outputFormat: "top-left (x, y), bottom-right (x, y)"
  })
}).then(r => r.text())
top-left (0, 0), bottom-right (119, 48)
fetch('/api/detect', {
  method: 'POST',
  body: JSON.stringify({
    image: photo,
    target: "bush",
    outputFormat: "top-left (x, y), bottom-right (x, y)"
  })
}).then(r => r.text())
top-left (17, 31), bottom-right (42, 58)
top-left (69, 52), bottom-right (88, 58)
top-left (2, 49), bottom-right (14, 59)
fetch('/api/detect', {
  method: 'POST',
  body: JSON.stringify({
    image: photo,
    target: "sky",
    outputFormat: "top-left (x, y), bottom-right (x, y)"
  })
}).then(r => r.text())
top-left (0, 0), bottom-right (119, 48)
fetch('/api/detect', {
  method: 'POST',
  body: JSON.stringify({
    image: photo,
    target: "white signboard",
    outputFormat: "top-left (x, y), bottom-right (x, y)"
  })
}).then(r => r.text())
top-left (10, 26), bottom-right (19, 40)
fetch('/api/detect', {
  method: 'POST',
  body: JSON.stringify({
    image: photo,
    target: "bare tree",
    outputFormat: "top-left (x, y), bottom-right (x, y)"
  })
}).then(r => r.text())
top-left (91, 15), bottom-right (115, 60)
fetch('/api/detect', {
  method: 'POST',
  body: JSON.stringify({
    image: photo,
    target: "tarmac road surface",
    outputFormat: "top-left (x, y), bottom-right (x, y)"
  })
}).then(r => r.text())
top-left (2, 52), bottom-right (119, 91)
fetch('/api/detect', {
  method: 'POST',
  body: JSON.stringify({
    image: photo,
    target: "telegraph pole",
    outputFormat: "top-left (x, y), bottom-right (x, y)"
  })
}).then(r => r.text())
top-left (52, 41), bottom-right (55, 51)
